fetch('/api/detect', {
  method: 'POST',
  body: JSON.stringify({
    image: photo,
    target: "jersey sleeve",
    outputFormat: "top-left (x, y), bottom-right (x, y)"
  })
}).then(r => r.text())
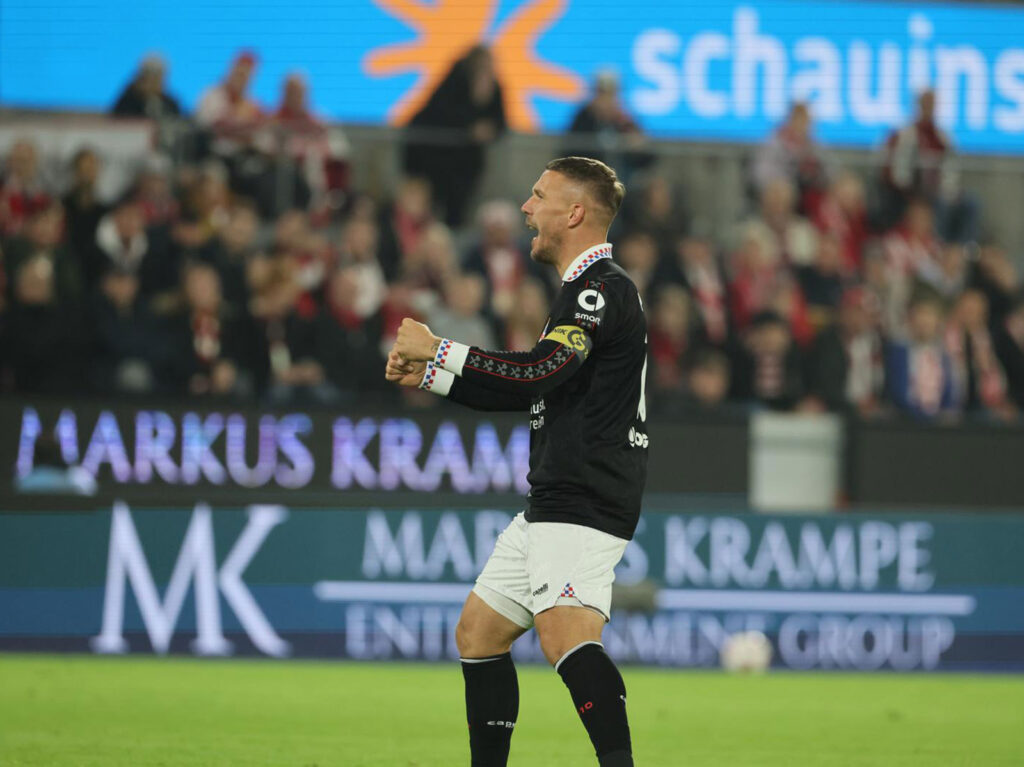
top-left (416, 361), bottom-right (532, 411)
top-left (427, 277), bottom-right (622, 397)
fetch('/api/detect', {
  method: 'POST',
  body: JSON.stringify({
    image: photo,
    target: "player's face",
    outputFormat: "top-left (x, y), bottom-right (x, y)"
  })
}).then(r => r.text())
top-left (522, 170), bottom-right (568, 265)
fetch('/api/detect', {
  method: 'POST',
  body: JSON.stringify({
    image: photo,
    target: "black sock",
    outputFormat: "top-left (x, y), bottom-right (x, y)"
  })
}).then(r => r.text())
top-left (556, 642), bottom-right (633, 767)
top-left (461, 652), bottom-right (519, 767)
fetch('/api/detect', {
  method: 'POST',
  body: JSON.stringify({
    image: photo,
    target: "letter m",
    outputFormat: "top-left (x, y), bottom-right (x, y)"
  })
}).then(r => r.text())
top-left (91, 502), bottom-right (290, 657)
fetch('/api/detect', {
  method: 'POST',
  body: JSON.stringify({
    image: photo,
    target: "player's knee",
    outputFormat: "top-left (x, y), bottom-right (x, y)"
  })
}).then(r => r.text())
top-left (454, 618), bottom-right (474, 657)
top-left (537, 630), bottom-right (577, 667)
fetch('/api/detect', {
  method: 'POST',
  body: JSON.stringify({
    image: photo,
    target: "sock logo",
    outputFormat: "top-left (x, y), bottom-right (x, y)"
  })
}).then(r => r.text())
top-left (532, 583), bottom-right (548, 596)
top-left (486, 720), bottom-right (516, 729)
top-left (577, 701), bottom-right (594, 715)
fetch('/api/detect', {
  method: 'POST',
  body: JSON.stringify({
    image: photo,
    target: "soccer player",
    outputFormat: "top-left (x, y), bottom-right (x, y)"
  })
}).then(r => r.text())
top-left (386, 157), bottom-right (648, 767)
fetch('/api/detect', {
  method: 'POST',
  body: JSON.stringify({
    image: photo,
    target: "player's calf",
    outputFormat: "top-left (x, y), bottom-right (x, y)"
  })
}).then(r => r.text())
top-left (556, 642), bottom-right (633, 767)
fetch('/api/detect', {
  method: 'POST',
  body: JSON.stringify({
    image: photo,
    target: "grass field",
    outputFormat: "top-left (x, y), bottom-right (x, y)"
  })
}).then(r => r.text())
top-left (1, 654), bottom-right (1022, 766)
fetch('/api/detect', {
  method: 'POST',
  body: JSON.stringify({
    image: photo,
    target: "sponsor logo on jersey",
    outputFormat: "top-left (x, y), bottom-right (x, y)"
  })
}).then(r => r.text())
top-left (574, 311), bottom-right (601, 326)
top-left (532, 583), bottom-right (549, 596)
top-left (577, 289), bottom-right (606, 312)
top-left (544, 325), bottom-right (593, 360)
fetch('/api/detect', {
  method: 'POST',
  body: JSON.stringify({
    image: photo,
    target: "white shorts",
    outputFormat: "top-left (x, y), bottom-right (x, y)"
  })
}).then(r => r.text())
top-left (473, 512), bottom-right (629, 629)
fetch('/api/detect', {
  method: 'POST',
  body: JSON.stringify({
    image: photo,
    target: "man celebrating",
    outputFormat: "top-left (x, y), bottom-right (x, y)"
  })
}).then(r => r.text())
top-left (386, 157), bottom-right (648, 767)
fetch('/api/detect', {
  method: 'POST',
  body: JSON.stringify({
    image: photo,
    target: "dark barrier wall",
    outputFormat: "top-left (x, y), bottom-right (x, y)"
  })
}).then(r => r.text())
top-left (1, 503), bottom-right (1022, 671)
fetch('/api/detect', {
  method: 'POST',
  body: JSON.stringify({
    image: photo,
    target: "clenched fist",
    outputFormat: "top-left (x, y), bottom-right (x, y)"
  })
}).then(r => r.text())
top-left (394, 318), bottom-right (440, 363)
top-left (384, 349), bottom-right (426, 387)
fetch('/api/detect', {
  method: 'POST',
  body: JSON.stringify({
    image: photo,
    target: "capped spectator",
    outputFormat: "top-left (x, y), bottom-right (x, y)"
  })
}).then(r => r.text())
top-left (464, 199), bottom-right (532, 320)
top-left (753, 102), bottom-right (830, 214)
top-left (564, 70), bottom-right (652, 183)
top-left (812, 170), bottom-right (868, 275)
top-left (658, 234), bottom-right (729, 346)
top-left (196, 50), bottom-right (262, 160)
top-left (111, 54), bottom-right (182, 120)
top-left (740, 176), bottom-right (818, 267)
top-left (881, 88), bottom-right (977, 242)
top-left (730, 310), bottom-right (805, 410)
top-left (403, 44), bottom-right (506, 227)
top-left (946, 289), bottom-right (1014, 419)
top-left (886, 290), bottom-right (958, 420)
top-left (648, 284), bottom-right (695, 394)
top-left (805, 286), bottom-right (886, 416)
top-left (62, 148), bottom-right (108, 267)
top-left (0, 139), bottom-right (52, 238)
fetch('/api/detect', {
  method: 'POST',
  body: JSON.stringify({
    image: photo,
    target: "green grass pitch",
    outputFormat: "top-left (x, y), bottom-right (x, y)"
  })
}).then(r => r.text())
top-left (1, 654), bottom-right (1022, 766)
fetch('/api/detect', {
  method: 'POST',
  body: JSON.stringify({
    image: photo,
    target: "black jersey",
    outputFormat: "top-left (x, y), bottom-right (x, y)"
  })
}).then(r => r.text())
top-left (423, 244), bottom-right (648, 540)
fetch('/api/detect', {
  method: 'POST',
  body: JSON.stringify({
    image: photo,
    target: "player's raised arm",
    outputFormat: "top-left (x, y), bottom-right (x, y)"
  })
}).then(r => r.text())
top-left (385, 348), bottom-right (533, 411)
top-left (393, 317), bottom-right (592, 398)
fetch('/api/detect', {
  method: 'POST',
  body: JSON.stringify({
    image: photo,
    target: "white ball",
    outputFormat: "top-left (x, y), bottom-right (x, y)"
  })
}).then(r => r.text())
top-left (720, 630), bottom-right (773, 673)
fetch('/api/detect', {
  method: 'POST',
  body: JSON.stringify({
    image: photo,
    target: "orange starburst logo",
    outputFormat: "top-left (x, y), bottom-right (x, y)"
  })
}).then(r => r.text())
top-left (364, 0), bottom-right (584, 132)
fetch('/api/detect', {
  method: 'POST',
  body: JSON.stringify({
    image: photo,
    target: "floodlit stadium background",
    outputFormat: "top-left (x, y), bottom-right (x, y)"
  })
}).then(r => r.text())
top-left (2, 0), bottom-right (1024, 678)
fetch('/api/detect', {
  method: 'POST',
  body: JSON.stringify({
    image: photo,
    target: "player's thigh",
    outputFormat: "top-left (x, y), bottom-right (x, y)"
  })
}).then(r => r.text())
top-left (456, 590), bottom-right (528, 658)
top-left (533, 604), bottom-right (606, 666)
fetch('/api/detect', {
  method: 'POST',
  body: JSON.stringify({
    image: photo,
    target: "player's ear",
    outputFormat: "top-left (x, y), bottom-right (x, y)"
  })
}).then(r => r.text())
top-left (567, 202), bottom-right (585, 229)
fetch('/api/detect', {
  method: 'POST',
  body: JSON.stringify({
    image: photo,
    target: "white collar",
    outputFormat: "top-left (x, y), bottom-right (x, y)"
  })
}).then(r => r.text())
top-left (561, 242), bottom-right (614, 282)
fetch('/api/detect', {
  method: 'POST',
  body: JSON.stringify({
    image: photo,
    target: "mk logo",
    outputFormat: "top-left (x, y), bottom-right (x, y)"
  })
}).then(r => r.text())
top-left (91, 502), bottom-right (290, 657)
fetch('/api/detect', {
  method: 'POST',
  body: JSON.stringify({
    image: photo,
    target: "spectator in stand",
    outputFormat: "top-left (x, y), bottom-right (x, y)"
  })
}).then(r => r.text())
top-left (90, 267), bottom-right (162, 393)
top-left (945, 289), bottom-right (1015, 420)
top-left (658, 234), bottom-right (729, 347)
top-left (164, 261), bottom-right (256, 397)
top-left (463, 199), bottom-right (533, 321)
top-left (813, 170), bottom-right (868, 276)
top-left (93, 196), bottom-right (176, 300)
top-left (196, 51), bottom-right (262, 163)
top-left (993, 295), bottom-right (1024, 410)
top-left (133, 154), bottom-right (180, 228)
top-left (502, 276), bottom-right (549, 351)
top-left (111, 54), bottom-right (182, 121)
top-left (62, 148), bottom-right (108, 270)
top-left (377, 176), bottom-right (434, 282)
top-left (796, 234), bottom-right (845, 332)
top-left (316, 264), bottom-right (388, 401)
top-left (619, 174), bottom-right (688, 257)
top-left (270, 72), bottom-right (351, 220)
top-left (616, 230), bottom-right (659, 305)
top-left (648, 284), bottom-right (695, 395)
top-left (174, 161), bottom-right (231, 252)
top-left (402, 221), bottom-right (459, 296)
top-left (683, 348), bottom-right (732, 410)
top-left (425, 273), bottom-right (497, 350)
top-left (730, 310), bottom-right (805, 410)
top-left (805, 286), bottom-right (886, 416)
top-left (0, 140), bottom-right (51, 239)
top-left (886, 290), bottom-right (958, 420)
top-left (728, 222), bottom-right (813, 346)
top-left (970, 241), bottom-right (1020, 322)
top-left (249, 255), bottom-right (335, 404)
top-left (880, 197), bottom-right (943, 337)
top-left (336, 214), bottom-right (387, 320)
top-left (3, 254), bottom-right (87, 393)
top-left (741, 176), bottom-right (818, 268)
top-left (564, 70), bottom-right (652, 184)
top-left (881, 88), bottom-right (977, 242)
top-left (3, 202), bottom-right (82, 309)
top-left (752, 102), bottom-right (830, 215)
top-left (203, 199), bottom-right (263, 311)
top-left (403, 45), bottom-right (506, 227)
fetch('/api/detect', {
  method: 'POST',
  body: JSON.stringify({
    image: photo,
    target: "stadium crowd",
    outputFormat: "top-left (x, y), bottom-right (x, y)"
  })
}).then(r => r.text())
top-left (2, 49), bottom-right (1024, 422)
